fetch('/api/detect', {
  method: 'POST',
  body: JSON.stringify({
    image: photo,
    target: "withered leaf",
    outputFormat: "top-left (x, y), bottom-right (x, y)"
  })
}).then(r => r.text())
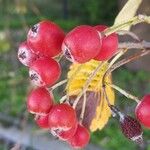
top-left (69, 91), bottom-right (100, 129)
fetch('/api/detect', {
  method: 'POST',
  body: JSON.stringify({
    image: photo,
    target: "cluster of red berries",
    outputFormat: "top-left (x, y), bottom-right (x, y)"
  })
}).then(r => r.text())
top-left (27, 87), bottom-right (90, 148)
top-left (17, 19), bottom-right (150, 147)
top-left (18, 20), bottom-right (95, 149)
top-left (62, 25), bottom-right (118, 63)
top-left (18, 21), bottom-right (118, 87)
top-left (18, 21), bottom-right (64, 87)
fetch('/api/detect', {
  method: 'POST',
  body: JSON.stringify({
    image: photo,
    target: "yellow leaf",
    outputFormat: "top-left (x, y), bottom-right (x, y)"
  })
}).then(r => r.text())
top-left (90, 77), bottom-right (115, 131)
top-left (114, 0), bottom-right (142, 30)
top-left (66, 60), bottom-right (115, 131)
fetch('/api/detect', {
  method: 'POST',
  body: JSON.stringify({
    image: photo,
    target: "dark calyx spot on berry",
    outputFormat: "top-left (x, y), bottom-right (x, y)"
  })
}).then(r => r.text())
top-left (69, 91), bottom-right (100, 129)
top-left (19, 52), bottom-right (26, 60)
top-left (53, 129), bottom-right (61, 134)
top-left (30, 73), bottom-right (39, 81)
top-left (31, 25), bottom-right (38, 33)
top-left (34, 114), bottom-right (40, 121)
top-left (64, 48), bottom-right (72, 60)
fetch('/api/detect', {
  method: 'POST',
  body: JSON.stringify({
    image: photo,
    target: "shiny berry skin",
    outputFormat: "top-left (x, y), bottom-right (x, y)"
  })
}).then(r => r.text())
top-left (94, 25), bottom-right (118, 61)
top-left (48, 103), bottom-right (77, 131)
top-left (35, 114), bottom-right (49, 129)
top-left (27, 87), bottom-right (53, 115)
top-left (51, 123), bottom-right (77, 141)
top-left (135, 94), bottom-right (150, 128)
top-left (27, 20), bottom-right (65, 57)
top-left (68, 124), bottom-right (90, 149)
top-left (29, 57), bottom-right (61, 87)
top-left (62, 25), bottom-right (102, 63)
top-left (18, 41), bottom-right (38, 67)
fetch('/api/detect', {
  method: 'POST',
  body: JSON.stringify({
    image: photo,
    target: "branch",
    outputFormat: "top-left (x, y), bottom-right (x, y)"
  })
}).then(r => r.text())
top-left (118, 40), bottom-right (150, 49)
top-left (106, 49), bottom-right (150, 76)
top-left (79, 92), bottom-right (87, 123)
top-left (117, 30), bottom-right (140, 41)
top-left (50, 79), bottom-right (67, 91)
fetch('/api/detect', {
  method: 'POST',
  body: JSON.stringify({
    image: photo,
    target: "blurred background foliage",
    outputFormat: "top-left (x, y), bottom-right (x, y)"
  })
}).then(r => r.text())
top-left (0, 0), bottom-right (150, 150)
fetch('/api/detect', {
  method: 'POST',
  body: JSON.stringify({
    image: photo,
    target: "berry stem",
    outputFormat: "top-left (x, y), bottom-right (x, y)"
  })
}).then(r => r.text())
top-left (118, 40), bottom-right (150, 49)
top-left (59, 95), bottom-right (67, 103)
top-left (101, 49), bottom-right (150, 105)
top-left (108, 49), bottom-right (127, 69)
top-left (105, 82), bottom-right (140, 103)
top-left (57, 53), bottom-right (64, 62)
top-left (98, 49), bottom-right (127, 91)
top-left (94, 49), bottom-right (125, 92)
top-left (104, 15), bottom-right (150, 36)
top-left (50, 79), bottom-right (67, 91)
top-left (79, 92), bottom-right (87, 124)
top-left (102, 85), bottom-right (111, 107)
top-left (102, 85), bottom-right (125, 119)
top-left (54, 52), bottom-right (63, 60)
top-left (72, 62), bottom-right (106, 109)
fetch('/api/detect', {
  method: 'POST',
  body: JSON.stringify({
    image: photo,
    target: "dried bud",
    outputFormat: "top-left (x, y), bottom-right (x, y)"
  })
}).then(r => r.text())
top-left (120, 115), bottom-right (143, 145)
top-left (109, 105), bottom-right (143, 145)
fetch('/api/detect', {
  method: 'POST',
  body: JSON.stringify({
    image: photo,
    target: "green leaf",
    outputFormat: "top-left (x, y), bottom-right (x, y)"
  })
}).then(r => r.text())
top-left (114, 0), bottom-right (142, 30)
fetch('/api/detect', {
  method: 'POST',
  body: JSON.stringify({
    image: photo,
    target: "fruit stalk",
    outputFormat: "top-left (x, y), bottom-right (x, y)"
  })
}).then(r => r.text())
top-left (50, 79), bottom-right (67, 91)
top-left (106, 49), bottom-right (150, 76)
top-left (105, 82), bottom-right (140, 103)
top-left (79, 92), bottom-right (87, 123)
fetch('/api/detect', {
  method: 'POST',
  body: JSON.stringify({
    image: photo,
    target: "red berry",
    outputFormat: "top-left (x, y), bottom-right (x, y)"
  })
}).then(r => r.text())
top-left (135, 94), bottom-right (150, 128)
top-left (62, 25), bottom-right (102, 63)
top-left (68, 124), bottom-right (90, 149)
top-left (51, 123), bottom-right (77, 141)
top-left (29, 57), bottom-right (61, 87)
top-left (48, 103), bottom-right (77, 131)
top-left (27, 20), bottom-right (65, 57)
top-left (27, 87), bottom-right (53, 115)
top-left (35, 114), bottom-right (49, 129)
top-left (18, 41), bottom-right (38, 66)
top-left (94, 25), bottom-right (118, 61)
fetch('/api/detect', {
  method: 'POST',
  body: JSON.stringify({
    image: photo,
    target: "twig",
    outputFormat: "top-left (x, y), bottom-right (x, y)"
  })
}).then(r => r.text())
top-left (101, 49), bottom-right (150, 106)
top-left (117, 30), bottom-right (140, 41)
top-left (106, 49), bottom-right (150, 76)
top-left (95, 49), bottom-right (127, 91)
top-left (105, 82), bottom-right (140, 103)
top-left (79, 92), bottom-right (87, 124)
top-left (53, 52), bottom-right (64, 62)
top-left (102, 85), bottom-right (111, 107)
top-left (50, 79), bottom-right (67, 91)
top-left (118, 40), bottom-right (150, 49)
top-left (108, 49), bottom-right (127, 69)
top-left (59, 95), bottom-right (67, 103)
